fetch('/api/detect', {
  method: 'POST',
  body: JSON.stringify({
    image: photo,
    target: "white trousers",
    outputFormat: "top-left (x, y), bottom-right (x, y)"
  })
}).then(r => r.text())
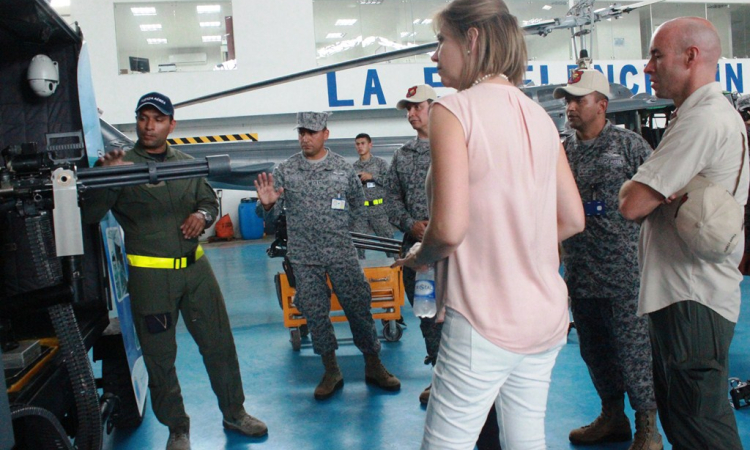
top-left (421, 308), bottom-right (564, 450)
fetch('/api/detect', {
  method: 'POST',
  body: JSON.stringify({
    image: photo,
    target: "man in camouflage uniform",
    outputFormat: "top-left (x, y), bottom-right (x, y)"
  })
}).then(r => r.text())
top-left (385, 85), bottom-right (442, 405)
top-left (555, 71), bottom-right (662, 450)
top-left (255, 112), bottom-right (400, 400)
top-left (352, 133), bottom-right (396, 259)
top-left (83, 92), bottom-right (267, 450)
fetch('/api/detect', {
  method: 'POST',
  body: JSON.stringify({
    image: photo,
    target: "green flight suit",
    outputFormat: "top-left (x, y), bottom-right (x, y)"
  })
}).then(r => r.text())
top-left (82, 143), bottom-right (245, 431)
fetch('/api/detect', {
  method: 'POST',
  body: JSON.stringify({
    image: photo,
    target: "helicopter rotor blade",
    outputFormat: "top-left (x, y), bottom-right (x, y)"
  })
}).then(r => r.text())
top-left (173, 41), bottom-right (438, 110)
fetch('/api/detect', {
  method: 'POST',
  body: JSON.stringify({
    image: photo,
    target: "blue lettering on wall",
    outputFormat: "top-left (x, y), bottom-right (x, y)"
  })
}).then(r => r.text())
top-left (620, 65), bottom-right (639, 94)
top-left (644, 72), bottom-right (652, 95)
top-left (362, 69), bottom-right (386, 106)
top-left (607, 65), bottom-right (615, 83)
top-left (725, 63), bottom-right (743, 92)
top-left (525, 65), bottom-right (533, 86)
top-left (327, 72), bottom-right (354, 107)
top-left (715, 64), bottom-right (721, 82)
top-left (424, 67), bottom-right (443, 88)
top-left (540, 65), bottom-right (549, 85)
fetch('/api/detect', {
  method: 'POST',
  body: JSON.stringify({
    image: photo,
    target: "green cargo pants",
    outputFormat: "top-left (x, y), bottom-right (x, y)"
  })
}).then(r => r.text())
top-left (128, 256), bottom-right (245, 431)
top-left (649, 300), bottom-right (742, 450)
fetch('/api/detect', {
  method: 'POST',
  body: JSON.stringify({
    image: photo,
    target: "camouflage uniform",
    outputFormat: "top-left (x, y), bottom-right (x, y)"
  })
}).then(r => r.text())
top-left (82, 143), bottom-right (245, 431)
top-left (259, 149), bottom-right (381, 356)
top-left (385, 137), bottom-right (442, 364)
top-left (561, 121), bottom-right (656, 411)
top-left (352, 155), bottom-right (395, 258)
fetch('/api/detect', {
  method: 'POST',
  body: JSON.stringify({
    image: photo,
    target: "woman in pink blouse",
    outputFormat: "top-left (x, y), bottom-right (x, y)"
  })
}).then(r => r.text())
top-left (393, 0), bottom-right (584, 448)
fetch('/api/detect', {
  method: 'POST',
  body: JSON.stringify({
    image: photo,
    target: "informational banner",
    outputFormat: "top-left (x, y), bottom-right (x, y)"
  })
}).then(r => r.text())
top-left (80, 40), bottom-right (148, 416)
top-left (100, 214), bottom-right (148, 415)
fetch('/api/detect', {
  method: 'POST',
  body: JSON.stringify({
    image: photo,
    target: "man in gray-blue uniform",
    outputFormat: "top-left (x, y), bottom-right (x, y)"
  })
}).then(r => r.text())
top-left (385, 85), bottom-right (441, 405)
top-left (352, 132), bottom-right (396, 259)
top-left (254, 112), bottom-right (400, 400)
top-left (556, 70), bottom-right (662, 450)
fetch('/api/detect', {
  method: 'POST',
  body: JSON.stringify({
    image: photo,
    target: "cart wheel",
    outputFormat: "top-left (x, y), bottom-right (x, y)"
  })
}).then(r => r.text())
top-left (290, 328), bottom-right (301, 351)
top-left (299, 324), bottom-right (309, 338)
top-left (382, 321), bottom-right (403, 342)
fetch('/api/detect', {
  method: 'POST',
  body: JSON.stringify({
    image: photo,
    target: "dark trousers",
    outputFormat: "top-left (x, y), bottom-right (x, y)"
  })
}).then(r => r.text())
top-left (649, 300), bottom-right (742, 450)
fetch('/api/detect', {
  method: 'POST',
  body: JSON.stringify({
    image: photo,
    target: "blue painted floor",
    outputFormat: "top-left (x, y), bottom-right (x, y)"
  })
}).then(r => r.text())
top-left (109, 239), bottom-right (750, 450)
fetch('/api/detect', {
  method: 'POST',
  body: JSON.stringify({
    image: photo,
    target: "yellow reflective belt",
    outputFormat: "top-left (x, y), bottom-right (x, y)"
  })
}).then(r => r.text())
top-left (364, 198), bottom-right (384, 206)
top-left (127, 245), bottom-right (204, 269)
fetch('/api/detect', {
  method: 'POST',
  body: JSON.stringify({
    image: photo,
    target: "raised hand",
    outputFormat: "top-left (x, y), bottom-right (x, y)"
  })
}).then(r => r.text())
top-left (96, 149), bottom-right (132, 167)
top-left (254, 172), bottom-right (283, 210)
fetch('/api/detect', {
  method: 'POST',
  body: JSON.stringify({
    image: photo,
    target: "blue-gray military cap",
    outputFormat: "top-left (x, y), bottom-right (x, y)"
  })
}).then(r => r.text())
top-left (296, 111), bottom-right (330, 131)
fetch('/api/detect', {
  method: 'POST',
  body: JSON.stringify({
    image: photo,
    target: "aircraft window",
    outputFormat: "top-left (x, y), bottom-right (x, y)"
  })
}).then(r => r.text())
top-left (113, 1), bottom-right (236, 75)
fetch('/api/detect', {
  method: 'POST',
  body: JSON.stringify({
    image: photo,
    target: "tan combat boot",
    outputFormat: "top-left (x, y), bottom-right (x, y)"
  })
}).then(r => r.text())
top-left (569, 397), bottom-right (632, 445)
top-left (364, 353), bottom-right (401, 391)
top-left (314, 351), bottom-right (343, 400)
top-left (629, 410), bottom-right (663, 450)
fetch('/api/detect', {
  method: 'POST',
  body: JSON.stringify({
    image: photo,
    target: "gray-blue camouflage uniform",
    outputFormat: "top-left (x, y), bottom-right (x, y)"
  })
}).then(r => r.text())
top-left (353, 155), bottom-right (395, 259)
top-left (562, 121), bottom-right (657, 412)
top-left (385, 137), bottom-right (442, 364)
top-left (259, 149), bottom-right (381, 356)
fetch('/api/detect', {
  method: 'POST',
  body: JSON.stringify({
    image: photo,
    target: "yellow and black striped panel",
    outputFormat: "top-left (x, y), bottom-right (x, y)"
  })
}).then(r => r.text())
top-left (168, 133), bottom-right (258, 145)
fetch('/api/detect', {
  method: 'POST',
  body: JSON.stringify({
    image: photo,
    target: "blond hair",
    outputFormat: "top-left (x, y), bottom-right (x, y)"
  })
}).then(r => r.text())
top-left (434, 0), bottom-right (527, 90)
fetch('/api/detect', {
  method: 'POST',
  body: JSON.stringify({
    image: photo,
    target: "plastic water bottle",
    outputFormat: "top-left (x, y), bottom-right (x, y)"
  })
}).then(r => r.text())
top-left (413, 266), bottom-right (436, 318)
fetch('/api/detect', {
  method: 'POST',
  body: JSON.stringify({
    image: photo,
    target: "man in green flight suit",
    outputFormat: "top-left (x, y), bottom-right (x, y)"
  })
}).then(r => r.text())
top-left (82, 92), bottom-right (267, 450)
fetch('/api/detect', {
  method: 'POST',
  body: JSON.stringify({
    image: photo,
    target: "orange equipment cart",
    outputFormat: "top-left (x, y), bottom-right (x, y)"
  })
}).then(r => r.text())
top-left (274, 264), bottom-right (405, 351)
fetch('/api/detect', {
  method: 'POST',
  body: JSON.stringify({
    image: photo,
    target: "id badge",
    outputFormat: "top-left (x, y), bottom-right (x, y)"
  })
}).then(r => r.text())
top-left (332, 197), bottom-right (346, 210)
top-left (366, 181), bottom-right (376, 189)
top-left (583, 200), bottom-right (606, 216)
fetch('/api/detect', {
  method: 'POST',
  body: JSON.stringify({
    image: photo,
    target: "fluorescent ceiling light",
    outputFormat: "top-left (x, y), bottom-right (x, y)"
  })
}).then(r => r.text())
top-left (413, 19), bottom-right (420, 24)
top-left (359, 0), bottom-right (383, 4)
top-left (197, 5), bottom-right (221, 14)
top-left (400, 31), bottom-right (416, 38)
top-left (542, 5), bottom-right (552, 10)
top-left (202, 35), bottom-right (222, 42)
top-left (131, 7), bottom-right (156, 16)
top-left (421, 19), bottom-right (432, 25)
top-left (318, 35), bottom-right (417, 59)
top-left (335, 19), bottom-right (357, 26)
top-left (140, 24), bottom-right (162, 31)
top-left (200, 21), bottom-right (221, 27)
top-left (147, 38), bottom-right (167, 44)
top-left (326, 32), bottom-right (346, 39)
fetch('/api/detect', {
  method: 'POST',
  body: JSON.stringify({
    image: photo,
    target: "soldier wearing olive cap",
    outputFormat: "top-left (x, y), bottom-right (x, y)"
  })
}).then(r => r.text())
top-left (255, 111), bottom-right (401, 400)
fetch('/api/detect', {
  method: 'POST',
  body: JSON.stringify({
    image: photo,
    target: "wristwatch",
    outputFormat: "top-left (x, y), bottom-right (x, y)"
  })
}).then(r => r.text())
top-left (197, 209), bottom-right (213, 225)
